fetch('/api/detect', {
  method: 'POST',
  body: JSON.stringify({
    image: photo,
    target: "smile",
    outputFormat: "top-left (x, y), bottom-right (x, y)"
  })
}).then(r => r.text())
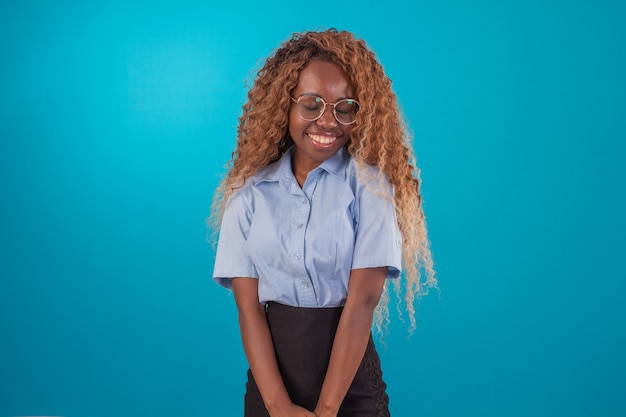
top-left (308, 133), bottom-right (337, 145)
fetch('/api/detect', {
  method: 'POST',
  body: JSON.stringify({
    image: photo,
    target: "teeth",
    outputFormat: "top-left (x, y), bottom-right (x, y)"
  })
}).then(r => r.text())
top-left (309, 134), bottom-right (337, 145)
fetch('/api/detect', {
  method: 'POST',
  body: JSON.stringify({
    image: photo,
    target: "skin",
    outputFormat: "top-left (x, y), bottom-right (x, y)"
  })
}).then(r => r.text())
top-left (232, 59), bottom-right (388, 417)
top-left (289, 59), bottom-right (353, 187)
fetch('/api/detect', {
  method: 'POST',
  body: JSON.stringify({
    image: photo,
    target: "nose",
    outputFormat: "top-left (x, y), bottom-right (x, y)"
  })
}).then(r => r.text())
top-left (316, 105), bottom-right (338, 127)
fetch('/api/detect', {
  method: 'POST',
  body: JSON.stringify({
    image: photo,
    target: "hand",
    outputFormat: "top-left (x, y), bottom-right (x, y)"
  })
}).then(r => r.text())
top-left (292, 405), bottom-right (317, 417)
top-left (313, 403), bottom-right (338, 417)
top-left (267, 402), bottom-right (316, 417)
top-left (314, 410), bottom-right (337, 417)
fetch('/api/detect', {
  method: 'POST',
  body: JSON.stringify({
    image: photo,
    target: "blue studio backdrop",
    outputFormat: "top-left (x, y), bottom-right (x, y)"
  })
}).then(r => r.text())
top-left (1, 1), bottom-right (625, 417)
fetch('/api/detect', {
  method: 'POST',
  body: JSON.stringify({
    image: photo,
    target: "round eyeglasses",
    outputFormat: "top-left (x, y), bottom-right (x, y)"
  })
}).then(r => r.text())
top-left (291, 94), bottom-right (360, 125)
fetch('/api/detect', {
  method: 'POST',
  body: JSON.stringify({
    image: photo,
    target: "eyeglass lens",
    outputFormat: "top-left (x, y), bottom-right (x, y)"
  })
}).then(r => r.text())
top-left (296, 95), bottom-right (359, 124)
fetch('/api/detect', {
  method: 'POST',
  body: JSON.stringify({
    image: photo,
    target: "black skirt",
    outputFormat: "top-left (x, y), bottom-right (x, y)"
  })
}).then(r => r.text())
top-left (244, 302), bottom-right (390, 417)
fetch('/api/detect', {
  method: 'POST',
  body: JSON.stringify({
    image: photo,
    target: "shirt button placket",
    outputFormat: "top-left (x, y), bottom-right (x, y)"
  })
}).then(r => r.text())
top-left (291, 195), bottom-right (307, 271)
top-left (295, 197), bottom-right (308, 268)
top-left (295, 195), bottom-right (314, 305)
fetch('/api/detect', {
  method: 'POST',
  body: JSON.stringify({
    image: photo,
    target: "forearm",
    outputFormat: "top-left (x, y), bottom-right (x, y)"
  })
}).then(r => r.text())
top-left (315, 302), bottom-right (376, 415)
top-left (314, 267), bottom-right (387, 417)
top-left (238, 304), bottom-right (292, 409)
top-left (232, 279), bottom-right (293, 414)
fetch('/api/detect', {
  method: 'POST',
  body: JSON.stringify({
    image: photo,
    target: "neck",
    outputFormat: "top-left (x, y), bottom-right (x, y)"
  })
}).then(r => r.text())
top-left (291, 159), bottom-right (310, 188)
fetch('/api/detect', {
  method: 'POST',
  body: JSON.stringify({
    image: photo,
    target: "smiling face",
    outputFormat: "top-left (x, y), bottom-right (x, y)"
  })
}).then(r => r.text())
top-left (289, 59), bottom-right (355, 182)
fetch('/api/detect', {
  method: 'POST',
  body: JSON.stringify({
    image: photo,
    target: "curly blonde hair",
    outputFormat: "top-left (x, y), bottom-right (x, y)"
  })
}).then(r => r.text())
top-left (209, 28), bottom-right (436, 333)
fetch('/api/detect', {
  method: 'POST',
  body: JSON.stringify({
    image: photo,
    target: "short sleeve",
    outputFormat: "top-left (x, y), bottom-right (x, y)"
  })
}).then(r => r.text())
top-left (351, 174), bottom-right (403, 279)
top-left (212, 186), bottom-right (259, 289)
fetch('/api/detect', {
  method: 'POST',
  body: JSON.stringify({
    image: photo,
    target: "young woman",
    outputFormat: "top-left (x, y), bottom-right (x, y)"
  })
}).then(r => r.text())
top-left (210, 28), bottom-right (436, 417)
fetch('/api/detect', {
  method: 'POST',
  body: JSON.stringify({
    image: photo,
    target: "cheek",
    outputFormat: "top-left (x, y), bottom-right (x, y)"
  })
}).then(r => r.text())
top-left (287, 108), bottom-right (298, 132)
top-left (288, 111), bottom-right (308, 136)
top-left (342, 126), bottom-right (353, 141)
top-left (287, 117), bottom-right (297, 138)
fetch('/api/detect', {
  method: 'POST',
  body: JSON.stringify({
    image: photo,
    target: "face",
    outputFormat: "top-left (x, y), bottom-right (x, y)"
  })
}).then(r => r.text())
top-left (289, 59), bottom-right (355, 175)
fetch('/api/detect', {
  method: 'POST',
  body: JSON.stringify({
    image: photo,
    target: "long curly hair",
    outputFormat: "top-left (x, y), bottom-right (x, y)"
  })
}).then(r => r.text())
top-left (209, 28), bottom-right (436, 333)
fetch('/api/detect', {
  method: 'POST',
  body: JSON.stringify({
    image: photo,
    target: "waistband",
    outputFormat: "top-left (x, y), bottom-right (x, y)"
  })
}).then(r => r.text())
top-left (265, 302), bottom-right (343, 340)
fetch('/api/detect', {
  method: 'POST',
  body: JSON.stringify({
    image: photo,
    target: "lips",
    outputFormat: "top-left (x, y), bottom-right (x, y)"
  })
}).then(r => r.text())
top-left (307, 133), bottom-right (337, 145)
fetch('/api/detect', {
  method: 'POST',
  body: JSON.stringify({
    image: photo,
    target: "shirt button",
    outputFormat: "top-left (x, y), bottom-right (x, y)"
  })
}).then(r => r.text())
top-left (302, 198), bottom-right (308, 204)
top-left (297, 223), bottom-right (303, 229)
top-left (302, 281), bottom-right (310, 288)
top-left (295, 253), bottom-right (301, 260)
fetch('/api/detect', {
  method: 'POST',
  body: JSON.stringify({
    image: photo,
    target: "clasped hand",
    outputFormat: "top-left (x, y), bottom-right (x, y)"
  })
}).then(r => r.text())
top-left (268, 402), bottom-right (337, 417)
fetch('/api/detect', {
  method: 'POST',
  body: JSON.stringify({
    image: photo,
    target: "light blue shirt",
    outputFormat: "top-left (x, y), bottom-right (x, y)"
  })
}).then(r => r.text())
top-left (213, 146), bottom-right (402, 308)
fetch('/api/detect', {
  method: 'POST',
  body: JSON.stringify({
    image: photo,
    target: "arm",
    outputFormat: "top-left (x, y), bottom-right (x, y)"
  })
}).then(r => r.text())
top-left (313, 267), bottom-right (387, 417)
top-left (232, 277), bottom-right (316, 417)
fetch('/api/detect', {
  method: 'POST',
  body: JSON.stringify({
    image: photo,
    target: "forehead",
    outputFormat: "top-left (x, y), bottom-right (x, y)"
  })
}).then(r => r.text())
top-left (294, 59), bottom-right (354, 98)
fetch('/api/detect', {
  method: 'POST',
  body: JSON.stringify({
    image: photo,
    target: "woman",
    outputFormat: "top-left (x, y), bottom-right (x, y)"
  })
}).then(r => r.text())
top-left (210, 29), bottom-right (436, 417)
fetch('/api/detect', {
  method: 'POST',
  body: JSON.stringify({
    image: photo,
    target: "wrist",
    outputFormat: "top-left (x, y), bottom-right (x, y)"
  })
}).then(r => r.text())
top-left (314, 401), bottom-right (339, 417)
top-left (264, 392), bottom-right (293, 414)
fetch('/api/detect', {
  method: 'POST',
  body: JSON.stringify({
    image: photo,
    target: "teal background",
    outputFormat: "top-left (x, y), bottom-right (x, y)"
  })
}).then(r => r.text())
top-left (1, 1), bottom-right (625, 416)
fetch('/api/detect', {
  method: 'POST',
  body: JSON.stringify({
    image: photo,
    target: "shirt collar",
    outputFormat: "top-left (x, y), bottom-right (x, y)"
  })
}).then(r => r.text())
top-left (255, 145), bottom-right (348, 189)
top-left (319, 146), bottom-right (348, 180)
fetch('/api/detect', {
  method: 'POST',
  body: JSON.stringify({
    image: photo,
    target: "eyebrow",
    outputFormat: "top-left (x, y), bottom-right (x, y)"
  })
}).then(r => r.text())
top-left (295, 92), bottom-right (356, 101)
